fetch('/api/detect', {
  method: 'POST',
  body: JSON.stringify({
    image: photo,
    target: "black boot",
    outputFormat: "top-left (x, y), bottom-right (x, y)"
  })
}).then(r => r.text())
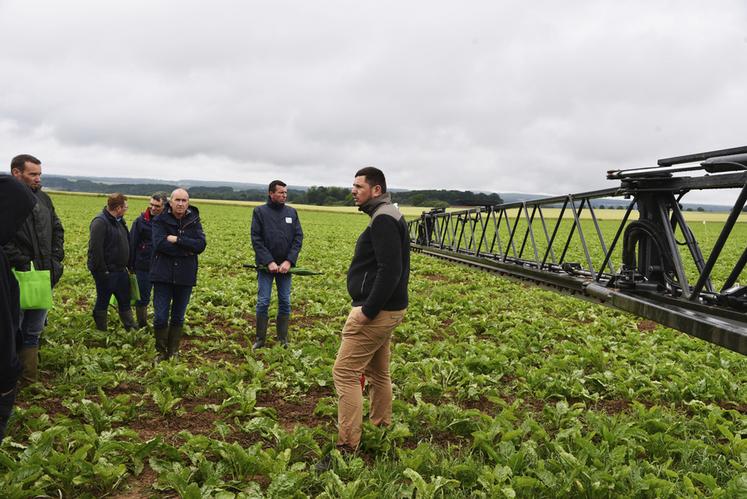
top-left (276, 315), bottom-right (290, 348)
top-left (118, 308), bottom-right (137, 331)
top-left (93, 310), bottom-right (108, 331)
top-left (154, 327), bottom-right (169, 361)
top-left (135, 305), bottom-right (148, 328)
top-left (252, 315), bottom-right (269, 350)
top-left (167, 325), bottom-right (184, 359)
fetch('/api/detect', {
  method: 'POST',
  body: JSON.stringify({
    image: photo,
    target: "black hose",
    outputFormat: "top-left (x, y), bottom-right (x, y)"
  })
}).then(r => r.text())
top-left (622, 219), bottom-right (677, 285)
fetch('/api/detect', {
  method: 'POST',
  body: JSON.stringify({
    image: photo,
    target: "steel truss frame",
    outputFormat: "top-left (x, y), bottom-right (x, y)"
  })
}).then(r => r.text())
top-left (409, 147), bottom-right (747, 355)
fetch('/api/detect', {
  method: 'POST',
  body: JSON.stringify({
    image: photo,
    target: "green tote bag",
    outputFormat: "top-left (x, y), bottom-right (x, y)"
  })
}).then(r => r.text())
top-left (109, 273), bottom-right (141, 307)
top-left (12, 262), bottom-right (53, 310)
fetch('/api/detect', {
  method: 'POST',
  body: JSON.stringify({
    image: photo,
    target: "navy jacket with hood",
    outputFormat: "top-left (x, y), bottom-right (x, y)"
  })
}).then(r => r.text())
top-left (129, 208), bottom-right (156, 272)
top-left (150, 205), bottom-right (206, 286)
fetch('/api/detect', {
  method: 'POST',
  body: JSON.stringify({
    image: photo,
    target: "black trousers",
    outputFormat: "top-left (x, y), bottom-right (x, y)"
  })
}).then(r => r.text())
top-left (0, 386), bottom-right (16, 441)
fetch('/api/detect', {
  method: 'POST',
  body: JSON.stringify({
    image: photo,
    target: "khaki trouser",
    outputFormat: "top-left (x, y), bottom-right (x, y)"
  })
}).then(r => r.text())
top-left (333, 306), bottom-right (406, 449)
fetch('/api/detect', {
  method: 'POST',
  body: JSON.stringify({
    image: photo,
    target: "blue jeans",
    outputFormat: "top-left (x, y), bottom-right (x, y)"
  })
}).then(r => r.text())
top-left (256, 271), bottom-right (292, 317)
top-left (18, 308), bottom-right (48, 348)
top-left (153, 283), bottom-right (193, 329)
top-left (92, 271), bottom-right (131, 312)
top-left (135, 270), bottom-right (152, 307)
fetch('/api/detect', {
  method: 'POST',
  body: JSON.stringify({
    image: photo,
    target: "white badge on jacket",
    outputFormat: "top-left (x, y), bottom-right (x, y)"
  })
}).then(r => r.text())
top-left (285, 217), bottom-right (293, 223)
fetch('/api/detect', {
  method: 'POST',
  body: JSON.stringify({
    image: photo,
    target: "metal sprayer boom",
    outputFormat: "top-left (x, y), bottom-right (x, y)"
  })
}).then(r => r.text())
top-left (408, 146), bottom-right (747, 355)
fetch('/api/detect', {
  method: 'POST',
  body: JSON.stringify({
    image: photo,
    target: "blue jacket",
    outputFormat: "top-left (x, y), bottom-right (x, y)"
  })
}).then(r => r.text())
top-left (150, 206), bottom-right (206, 286)
top-left (129, 209), bottom-right (155, 272)
top-left (251, 199), bottom-right (303, 266)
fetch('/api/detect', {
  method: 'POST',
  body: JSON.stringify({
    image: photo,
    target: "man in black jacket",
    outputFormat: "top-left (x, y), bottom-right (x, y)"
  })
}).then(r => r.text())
top-left (250, 180), bottom-right (303, 349)
top-left (2, 154), bottom-right (65, 385)
top-left (0, 175), bottom-right (37, 440)
top-left (87, 193), bottom-right (135, 331)
top-left (331, 167), bottom-right (409, 454)
top-left (129, 192), bottom-right (167, 327)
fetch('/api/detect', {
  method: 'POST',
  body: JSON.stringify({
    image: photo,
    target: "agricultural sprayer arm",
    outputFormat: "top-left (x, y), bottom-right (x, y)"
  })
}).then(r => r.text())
top-left (409, 146), bottom-right (747, 355)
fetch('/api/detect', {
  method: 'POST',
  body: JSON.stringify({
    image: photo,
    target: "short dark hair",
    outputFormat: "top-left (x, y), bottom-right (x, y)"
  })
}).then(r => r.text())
top-left (107, 193), bottom-right (127, 210)
top-left (151, 191), bottom-right (168, 204)
top-left (269, 180), bottom-right (287, 193)
top-left (355, 166), bottom-right (387, 193)
top-left (10, 154), bottom-right (41, 173)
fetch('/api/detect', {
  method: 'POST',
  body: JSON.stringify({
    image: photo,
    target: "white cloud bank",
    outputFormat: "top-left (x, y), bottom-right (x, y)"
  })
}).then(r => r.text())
top-left (1, 0), bottom-right (746, 203)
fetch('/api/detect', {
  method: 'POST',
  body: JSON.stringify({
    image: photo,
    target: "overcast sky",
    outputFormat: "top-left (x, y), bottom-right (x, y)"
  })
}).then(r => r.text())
top-left (1, 1), bottom-right (746, 204)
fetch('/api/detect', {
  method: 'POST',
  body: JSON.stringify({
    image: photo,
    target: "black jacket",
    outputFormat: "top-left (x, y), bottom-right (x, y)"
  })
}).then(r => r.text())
top-left (87, 208), bottom-right (130, 274)
top-left (347, 193), bottom-right (410, 319)
top-left (251, 199), bottom-right (303, 266)
top-left (0, 176), bottom-right (37, 392)
top-left (150, 206), bottom-right (206, 286)
top-left (2, 186), bottom-right (64, 286)
top-left (129, 209), bottom-right (156, 271)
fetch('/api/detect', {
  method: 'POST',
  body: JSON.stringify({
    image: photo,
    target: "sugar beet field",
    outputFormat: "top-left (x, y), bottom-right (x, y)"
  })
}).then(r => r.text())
top-left (2, 192), bottom-right (746, 498)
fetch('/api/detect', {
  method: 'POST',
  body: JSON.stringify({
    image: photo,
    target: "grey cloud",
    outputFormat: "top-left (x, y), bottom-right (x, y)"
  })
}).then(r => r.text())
top-left (1, 0), bottom-right (746, 205)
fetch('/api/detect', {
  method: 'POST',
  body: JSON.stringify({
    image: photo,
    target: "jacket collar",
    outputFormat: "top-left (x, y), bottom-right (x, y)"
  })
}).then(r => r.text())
top-left (164, 205), bottom-right (197, 222)
top-left (266, 196), bottom-right (285, 210)
top-left (359, 192), bottom-right (391, 217)
top-left (102, 207), bottom-right (117, 221)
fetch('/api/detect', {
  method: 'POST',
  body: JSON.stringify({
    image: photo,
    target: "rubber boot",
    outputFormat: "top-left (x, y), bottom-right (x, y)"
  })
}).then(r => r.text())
top-left (93, 310), bottom-right (108, 331)
top-left (276, 315), bottom-right (290, 348)
top-left (118, 308), bottom-right (137, 331)
top-left (18, 346), bottom-right (39, 386)
top-left (252, 315), bottom-right (269, 350)
top-left (154, 327), bottom-right (169, 362)
top-left (135, 305), bottom-right (148, 328)
top-left (167, 324), bottom-right (184, 359)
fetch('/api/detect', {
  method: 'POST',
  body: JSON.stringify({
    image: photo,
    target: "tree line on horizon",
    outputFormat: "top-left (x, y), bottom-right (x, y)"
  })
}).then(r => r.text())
top-left (42, 177), bottom-right (504, 208)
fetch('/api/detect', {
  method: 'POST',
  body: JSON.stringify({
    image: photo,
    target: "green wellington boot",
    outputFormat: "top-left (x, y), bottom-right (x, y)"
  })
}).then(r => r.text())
top-left (93, 310), bottom-right (108, 331)
top-left (167, 325), bottom-right (184, 359)
top-left (276, 315), bottom-right (290, 348)
top-left (252, 315), bottom-right (269, 350)
top-left (154, 327), bottom-right (169, 361)
top-left (135, 305), bottom-right (148, 328)
top-left (118, 308), bottom-right (137, 331)
top-left (18, 346), bottom-right (39, 386)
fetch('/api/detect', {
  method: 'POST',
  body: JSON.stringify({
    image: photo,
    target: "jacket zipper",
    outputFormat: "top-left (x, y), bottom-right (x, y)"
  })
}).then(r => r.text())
top-left (361, 272), bottom-right (368, 294)
top-left (181, 216), bottom-right (199, 230)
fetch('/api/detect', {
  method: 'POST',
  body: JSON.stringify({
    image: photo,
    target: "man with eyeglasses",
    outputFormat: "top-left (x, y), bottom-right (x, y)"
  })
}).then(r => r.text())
top-left (129, 192), bottom-right (168, 328)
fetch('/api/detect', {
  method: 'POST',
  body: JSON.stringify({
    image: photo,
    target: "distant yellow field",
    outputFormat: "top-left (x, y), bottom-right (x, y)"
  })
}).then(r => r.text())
top-left (466, 207), bottom-right (738, 223)
top-left (47, 190), bottom-right (425, 216)
top-left (47, 190), bottom-right (738, 223)
top-left (285, 204), bottom-right (738, 223)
